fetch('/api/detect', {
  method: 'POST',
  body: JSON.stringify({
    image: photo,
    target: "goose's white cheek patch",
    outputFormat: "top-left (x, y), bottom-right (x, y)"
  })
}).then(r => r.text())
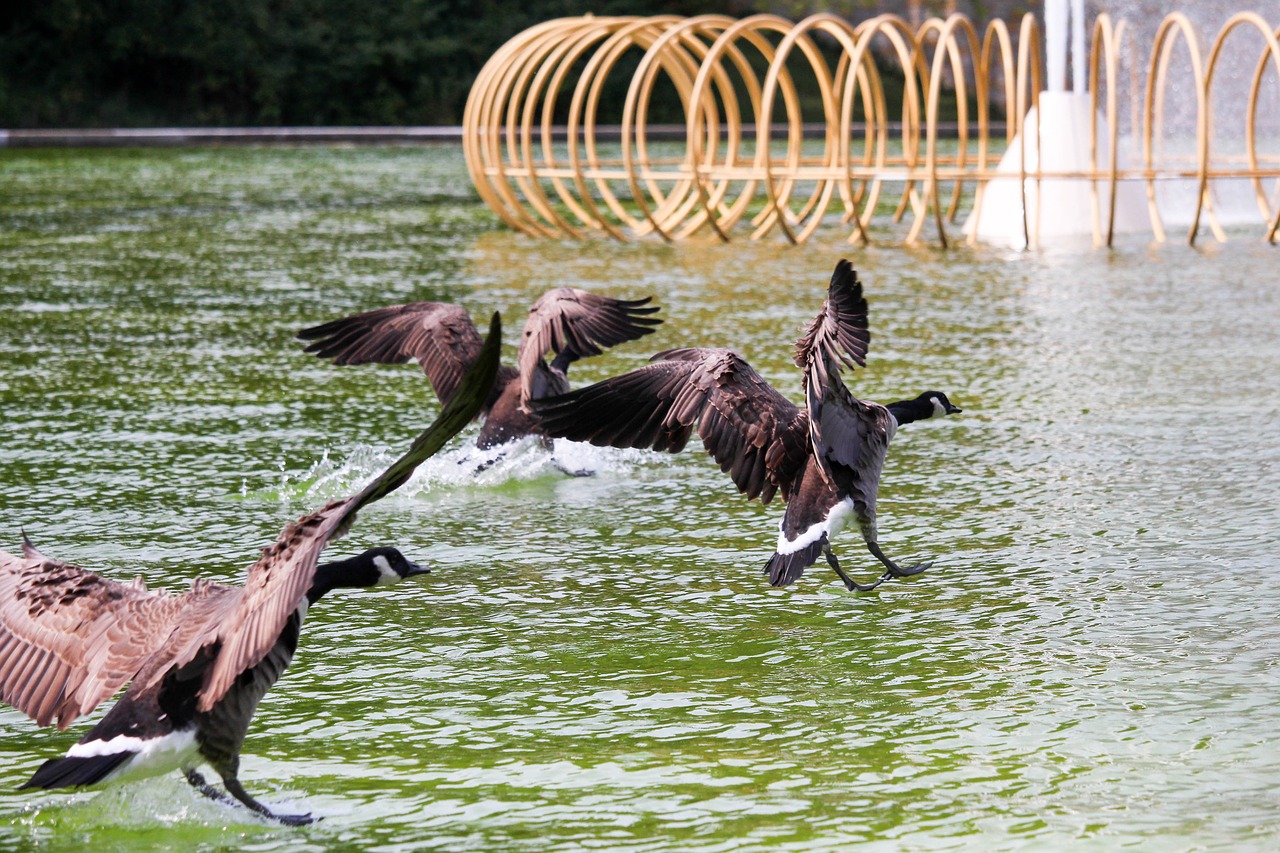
top-left (373, 554), bottom-right (400, 585)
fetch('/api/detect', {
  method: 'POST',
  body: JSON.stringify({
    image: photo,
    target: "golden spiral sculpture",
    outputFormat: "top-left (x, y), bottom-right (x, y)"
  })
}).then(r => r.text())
top-left (463, 12), bottom-right (1280, 247)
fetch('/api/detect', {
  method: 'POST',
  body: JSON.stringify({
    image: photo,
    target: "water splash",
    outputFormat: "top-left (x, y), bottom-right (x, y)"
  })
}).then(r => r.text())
top-left (17, 775), bottom-right (292, 839)
top-left (294, 436), bottom-right (656, 503)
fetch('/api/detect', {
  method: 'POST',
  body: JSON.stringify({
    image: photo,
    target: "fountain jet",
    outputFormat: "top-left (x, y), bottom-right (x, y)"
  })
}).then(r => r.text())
top-left (963, 0), bottom-right (1149, 248)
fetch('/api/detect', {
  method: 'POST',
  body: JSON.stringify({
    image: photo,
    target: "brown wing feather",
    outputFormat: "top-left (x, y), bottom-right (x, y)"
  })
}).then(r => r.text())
top-left (794, 261), bottom-right (875, 484)
top-left (807, 375), bottom-right (894, 509)
top-left (298, 302), bottom-right (487, 407)
top-left (534, 347), bottom-right (810, 503)
top-left (0, 549), bottom-right (204, 729)
top-left (182, 501), bottom-right (353, 711)
top-left (189, 312), bottom-right (503, 711)
top-left (794, 260), bottom-right (871, 391)
top-left (5, 315), bottom-right (499, 725)
top-left (517, 288), bottom-right (661, 403)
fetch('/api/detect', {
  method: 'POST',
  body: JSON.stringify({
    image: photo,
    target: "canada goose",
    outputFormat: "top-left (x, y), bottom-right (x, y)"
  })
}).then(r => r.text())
top-left (0, 314), bottom-right (501, 825)
top-left (533, 262), bottom-right (961, 592)
top-left (297, 288), bottom-right (661, 450)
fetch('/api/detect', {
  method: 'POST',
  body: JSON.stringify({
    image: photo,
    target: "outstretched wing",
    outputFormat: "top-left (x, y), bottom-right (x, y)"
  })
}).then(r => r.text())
top-left (534, 347), bottom-right (810, 504)
top-left (795, 260), bottom-right (877, 483)
top-left (0, 548), bottom-right (193, 729)
top-left (794, 259), bottom-right (870, 391)
top-left (182, 312), bottom-right (503, 711)
top-left (298, 302), bottom-right (506, 409)
top-left (517, 288), bottom-right (661, 403)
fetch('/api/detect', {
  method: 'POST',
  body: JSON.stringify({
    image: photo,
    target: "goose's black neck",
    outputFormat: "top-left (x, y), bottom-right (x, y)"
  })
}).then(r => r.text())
top-left (550, 348), bottom-right (579, 374)
top-left (887, 395), bottom-right (934, 427)
top-left (887, 391), bottom-right (961, 426)
top-left (307, 554), bottom-right (369, 605)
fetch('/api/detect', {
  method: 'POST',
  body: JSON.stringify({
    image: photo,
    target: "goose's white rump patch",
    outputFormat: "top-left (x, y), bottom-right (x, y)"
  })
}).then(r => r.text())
top-left (68, 728), bottom-right (200, 783)
top-left (776, 497), bottom-right (855, 555)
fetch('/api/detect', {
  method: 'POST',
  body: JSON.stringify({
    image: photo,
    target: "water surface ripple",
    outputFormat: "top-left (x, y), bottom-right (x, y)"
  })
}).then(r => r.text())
top-left (1, 147), bottom-right (1277, 851)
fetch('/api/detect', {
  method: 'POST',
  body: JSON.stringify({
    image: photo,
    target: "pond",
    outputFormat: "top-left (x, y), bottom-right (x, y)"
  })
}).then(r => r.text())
top-left (1, 145), bottom-right (1277, 852)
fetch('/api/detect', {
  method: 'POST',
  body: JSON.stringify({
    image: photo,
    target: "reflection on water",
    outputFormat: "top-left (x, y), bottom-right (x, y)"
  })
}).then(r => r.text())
top-left (1, 146), bottom-right (1278, 851)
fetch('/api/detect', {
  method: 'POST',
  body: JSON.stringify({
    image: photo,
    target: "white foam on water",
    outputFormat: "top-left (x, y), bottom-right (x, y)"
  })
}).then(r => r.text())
top-left (293, 435), bottom-right (656, 502)
top-left (42, 774), bottom-right (275, 830)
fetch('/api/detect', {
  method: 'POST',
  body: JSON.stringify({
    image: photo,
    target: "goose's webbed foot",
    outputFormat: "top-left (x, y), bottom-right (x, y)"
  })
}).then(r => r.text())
top-left (549, 456), bottom-right (595, 477)
top-left (225, 777), bottom-right (314, 826)
top-left (193, 772), bottom-right (314, 826)
top-left (866, 541), bottom-right (931, 586)
top-left (825, 546), bottom-right (891, 592)
top-left (824, 542), bottom-right (933, 592)
top-left (889, 560), bottom-right (931, 578)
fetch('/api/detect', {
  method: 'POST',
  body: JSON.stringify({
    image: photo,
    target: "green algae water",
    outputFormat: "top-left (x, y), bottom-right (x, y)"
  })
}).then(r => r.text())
top-left (1, 145), bottom-right (1279, 851)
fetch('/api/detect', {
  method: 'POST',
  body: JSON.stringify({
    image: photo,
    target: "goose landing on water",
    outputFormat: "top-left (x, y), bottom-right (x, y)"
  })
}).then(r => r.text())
top-left (533, 262), bottom-right (961, 593)
top-left (298, 288), bottom-right (662, 453)
top-left (0, 316), bottom-right (501, 825)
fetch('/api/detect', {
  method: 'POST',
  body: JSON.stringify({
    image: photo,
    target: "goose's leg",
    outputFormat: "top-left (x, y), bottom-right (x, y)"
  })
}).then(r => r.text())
top-left (471, 451), bottom-right (506, 474)
top-left (222, 775), bottom-right (314, 826)
top-left (865, 541), bottom-right (931, 580)
top-left (824, 545), bottom-right (888, 592)
top-left (543, 435), bottom-right (593, 477)
top-left (185, 769), bottom-right (235, 805)
top-left (551, 459), bottom-right (595, 478)
top-left (857, 518), bottom-right (930, 588)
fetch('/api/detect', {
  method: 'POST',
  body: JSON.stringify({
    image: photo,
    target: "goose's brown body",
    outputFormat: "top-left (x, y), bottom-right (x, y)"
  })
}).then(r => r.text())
top-left (299, 288), bottom-right (661, 449)
top-left (534, 262), bottom-right (960, 591)
top-left (0, 315), bottom-right (503, 823)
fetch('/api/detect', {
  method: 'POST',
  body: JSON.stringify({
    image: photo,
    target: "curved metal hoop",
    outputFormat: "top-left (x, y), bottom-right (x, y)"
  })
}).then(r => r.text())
top-left (464, 13), bottom-right (1280, 246)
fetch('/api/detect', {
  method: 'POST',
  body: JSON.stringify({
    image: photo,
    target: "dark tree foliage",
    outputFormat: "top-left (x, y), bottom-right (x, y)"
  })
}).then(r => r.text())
top-left (0, 0), bottom-right (756, 127)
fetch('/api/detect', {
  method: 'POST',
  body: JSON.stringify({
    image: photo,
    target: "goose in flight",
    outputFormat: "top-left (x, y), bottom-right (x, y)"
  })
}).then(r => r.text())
top-left (0, 315), bottom-right (501, 825)
top-left (298, 288), bottom-right (661, 449)
top-left (533, 262), bottom-right (961, 592)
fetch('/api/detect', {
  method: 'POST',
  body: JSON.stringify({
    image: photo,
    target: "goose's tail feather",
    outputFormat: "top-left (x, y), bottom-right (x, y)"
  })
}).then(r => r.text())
top-left (763, 536), bottom-right (825, 587)
top-left (20, 751), bottom-right (133, 790)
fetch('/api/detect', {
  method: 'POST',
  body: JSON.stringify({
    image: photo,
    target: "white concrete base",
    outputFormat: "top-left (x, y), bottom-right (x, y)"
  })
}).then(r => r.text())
top-left (964, 91), bottom-right (1150, 248)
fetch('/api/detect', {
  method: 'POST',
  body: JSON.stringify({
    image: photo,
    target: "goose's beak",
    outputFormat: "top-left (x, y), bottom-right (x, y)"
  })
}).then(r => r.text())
top-left (946, 403), bottom-right (962, 415)
top-left (404, 560), bottom-right (431, 577)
